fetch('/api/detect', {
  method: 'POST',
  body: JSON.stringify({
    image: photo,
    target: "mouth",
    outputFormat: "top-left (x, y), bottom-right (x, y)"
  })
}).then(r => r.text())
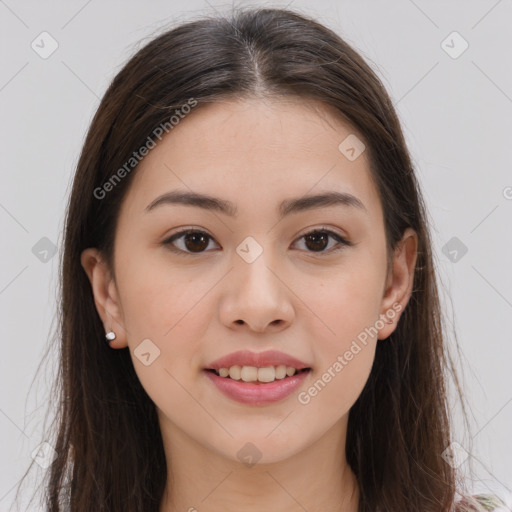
top-left (204, 366), bottom-right (312, 384)
top-left (203, 366), bottom-right (312, 405)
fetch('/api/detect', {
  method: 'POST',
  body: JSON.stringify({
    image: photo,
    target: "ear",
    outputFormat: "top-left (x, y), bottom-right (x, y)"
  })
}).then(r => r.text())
top-left (377, 227), bottom-right (418, 340)
top-left (80, 248), bottom-right (128, 348)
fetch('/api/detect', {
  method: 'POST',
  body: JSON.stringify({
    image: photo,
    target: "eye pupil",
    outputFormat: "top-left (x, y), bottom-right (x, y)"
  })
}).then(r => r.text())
top-left (184, 232), bottom-right (209, 252)
top-left (305, 233), bottom-right (328, 251)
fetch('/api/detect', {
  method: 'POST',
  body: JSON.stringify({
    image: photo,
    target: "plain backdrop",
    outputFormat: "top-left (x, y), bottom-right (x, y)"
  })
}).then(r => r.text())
top-left (1, 0), bottom-right (511, 509)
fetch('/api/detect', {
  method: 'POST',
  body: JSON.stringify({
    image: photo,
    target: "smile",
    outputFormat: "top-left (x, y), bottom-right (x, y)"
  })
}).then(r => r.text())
top-left (203, 367), bottom-right (312, 405)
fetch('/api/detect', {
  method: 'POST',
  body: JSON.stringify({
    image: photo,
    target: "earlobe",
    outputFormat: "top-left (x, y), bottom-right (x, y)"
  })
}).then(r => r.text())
top-left (80, 248), bottom-right (128, 348)
top-left (377, 228), bottom-right (418, 340)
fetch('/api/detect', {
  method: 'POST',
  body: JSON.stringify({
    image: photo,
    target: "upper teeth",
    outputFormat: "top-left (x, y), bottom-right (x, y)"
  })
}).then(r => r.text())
top-left (216, 365), bottom-right (300, 382)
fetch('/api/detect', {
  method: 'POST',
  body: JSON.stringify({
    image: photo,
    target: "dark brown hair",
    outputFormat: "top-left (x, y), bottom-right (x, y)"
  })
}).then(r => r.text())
top-left (13, 6), bottom-right (502, 512)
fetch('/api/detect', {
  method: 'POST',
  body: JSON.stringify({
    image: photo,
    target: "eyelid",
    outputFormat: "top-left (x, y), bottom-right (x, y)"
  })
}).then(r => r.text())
top-left (295, 225), bottom-right (350, 243)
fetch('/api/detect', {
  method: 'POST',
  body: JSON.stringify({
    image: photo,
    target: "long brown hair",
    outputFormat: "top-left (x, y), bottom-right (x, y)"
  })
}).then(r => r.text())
top-left (13, 6), bottom-right (500, 512)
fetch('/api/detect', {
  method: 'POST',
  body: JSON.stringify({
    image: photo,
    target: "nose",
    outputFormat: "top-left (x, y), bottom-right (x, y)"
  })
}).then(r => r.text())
top-left (218, 249), bottom-right (295, 333)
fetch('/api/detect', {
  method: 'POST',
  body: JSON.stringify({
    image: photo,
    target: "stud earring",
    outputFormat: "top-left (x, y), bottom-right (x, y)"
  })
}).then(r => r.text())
top-left (105, 310), bottom-right (116, 346)
top-left (105, 330), bottom-right (116, 343)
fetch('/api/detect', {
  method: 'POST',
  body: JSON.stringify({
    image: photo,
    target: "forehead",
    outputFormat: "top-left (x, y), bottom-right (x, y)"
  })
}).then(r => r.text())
top-left (119, 97), bottom-right (381, 221)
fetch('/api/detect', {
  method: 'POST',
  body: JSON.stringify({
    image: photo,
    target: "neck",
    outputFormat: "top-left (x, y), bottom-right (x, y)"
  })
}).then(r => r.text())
top-left (158, 416), bottom-right (360, 512)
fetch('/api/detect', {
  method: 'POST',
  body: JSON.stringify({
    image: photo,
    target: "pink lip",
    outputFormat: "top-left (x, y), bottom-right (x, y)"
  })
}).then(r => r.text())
top-left (203, 368), bottom-right (311, 406)
top-left (205, 350), bottom-right (311, 370)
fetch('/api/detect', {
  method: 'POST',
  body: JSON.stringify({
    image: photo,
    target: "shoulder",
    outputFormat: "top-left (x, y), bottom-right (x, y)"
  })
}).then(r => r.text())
top-left (454, 493), bottom-right (512, 512)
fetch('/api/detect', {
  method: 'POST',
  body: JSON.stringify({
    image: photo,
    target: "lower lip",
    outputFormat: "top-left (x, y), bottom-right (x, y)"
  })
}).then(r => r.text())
top-left (203, 369), bottom-right (311, 406)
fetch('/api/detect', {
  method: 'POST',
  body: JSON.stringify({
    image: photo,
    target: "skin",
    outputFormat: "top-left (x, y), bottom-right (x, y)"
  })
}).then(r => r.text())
top-left (81, 96), bottom-right (417, 512)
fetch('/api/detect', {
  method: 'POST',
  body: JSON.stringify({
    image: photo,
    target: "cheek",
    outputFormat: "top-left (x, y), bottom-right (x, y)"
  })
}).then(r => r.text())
top-left (117, 252), bottom-right (215, 341)
top-left (297, 274), bottom-right (381, 418)
top-left (292, 343), bottom-right (375, 450)
top-left (115, 256), bottom-right (219, 406)
top-left (298, 256), bottom-right (385, 344)
top-left (294, 257), bottom-right (384, 408)
top-left (119, 266), bottom-right (217, 419)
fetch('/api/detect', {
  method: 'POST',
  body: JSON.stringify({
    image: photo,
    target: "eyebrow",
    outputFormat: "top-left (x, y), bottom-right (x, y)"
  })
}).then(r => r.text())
top-left (145, 190), bottom-right (367, 218)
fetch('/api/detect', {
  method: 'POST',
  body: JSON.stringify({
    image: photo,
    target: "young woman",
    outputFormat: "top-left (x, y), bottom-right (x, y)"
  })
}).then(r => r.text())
top-left (16, 6), bottom-right (508, 512)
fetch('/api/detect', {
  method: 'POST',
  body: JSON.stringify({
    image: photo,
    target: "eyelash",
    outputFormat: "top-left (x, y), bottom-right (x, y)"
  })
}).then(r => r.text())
top-left (162, 227), bottom-right (352, 256)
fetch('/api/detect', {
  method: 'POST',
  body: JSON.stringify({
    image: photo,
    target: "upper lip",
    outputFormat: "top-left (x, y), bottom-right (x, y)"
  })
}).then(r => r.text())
top-left (205, 350), bottom-right (311, 370)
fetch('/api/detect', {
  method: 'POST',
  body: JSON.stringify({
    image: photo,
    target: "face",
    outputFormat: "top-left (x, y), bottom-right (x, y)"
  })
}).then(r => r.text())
top-left (82, 96), bottom-right (416, 466)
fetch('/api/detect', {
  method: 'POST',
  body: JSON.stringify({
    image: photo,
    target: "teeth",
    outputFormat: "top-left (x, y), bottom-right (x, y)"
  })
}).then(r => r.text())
top-left (275, 365), bottom-right (287, 379)
top-left (286, 366), bottom-right (296, 377)
top-left (228, 365), bottom-right (241, 380)
top-left (241, 366), bottom-right (256, 382)
top-left (257, 366), bottom-right (275, 383)
top-left (215, 365), bottom-right (303, 382)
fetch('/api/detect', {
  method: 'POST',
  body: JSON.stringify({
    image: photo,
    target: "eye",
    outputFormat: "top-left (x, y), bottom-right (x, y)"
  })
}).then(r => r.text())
top-left (162, 227), bottom-right (352, 256)
top-left (162, 228), bottom-right (220, 255)
top-left (292, 228), bottom-right (352, 254)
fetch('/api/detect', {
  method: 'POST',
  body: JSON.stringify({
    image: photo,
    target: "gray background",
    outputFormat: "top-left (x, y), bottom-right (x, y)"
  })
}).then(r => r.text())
top-left (1, 0), bottom-right (511, 509)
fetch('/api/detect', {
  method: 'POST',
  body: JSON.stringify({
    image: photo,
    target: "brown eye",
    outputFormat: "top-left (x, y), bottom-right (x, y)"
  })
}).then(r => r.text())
top-left (182, 232), bottom-right (209, 252)
top-left (163, 229), bottom-right (220, 255)
top-left (304, 232), bottom-right (329, 251)
top-left (293, 229), bottom-right (352, 254)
